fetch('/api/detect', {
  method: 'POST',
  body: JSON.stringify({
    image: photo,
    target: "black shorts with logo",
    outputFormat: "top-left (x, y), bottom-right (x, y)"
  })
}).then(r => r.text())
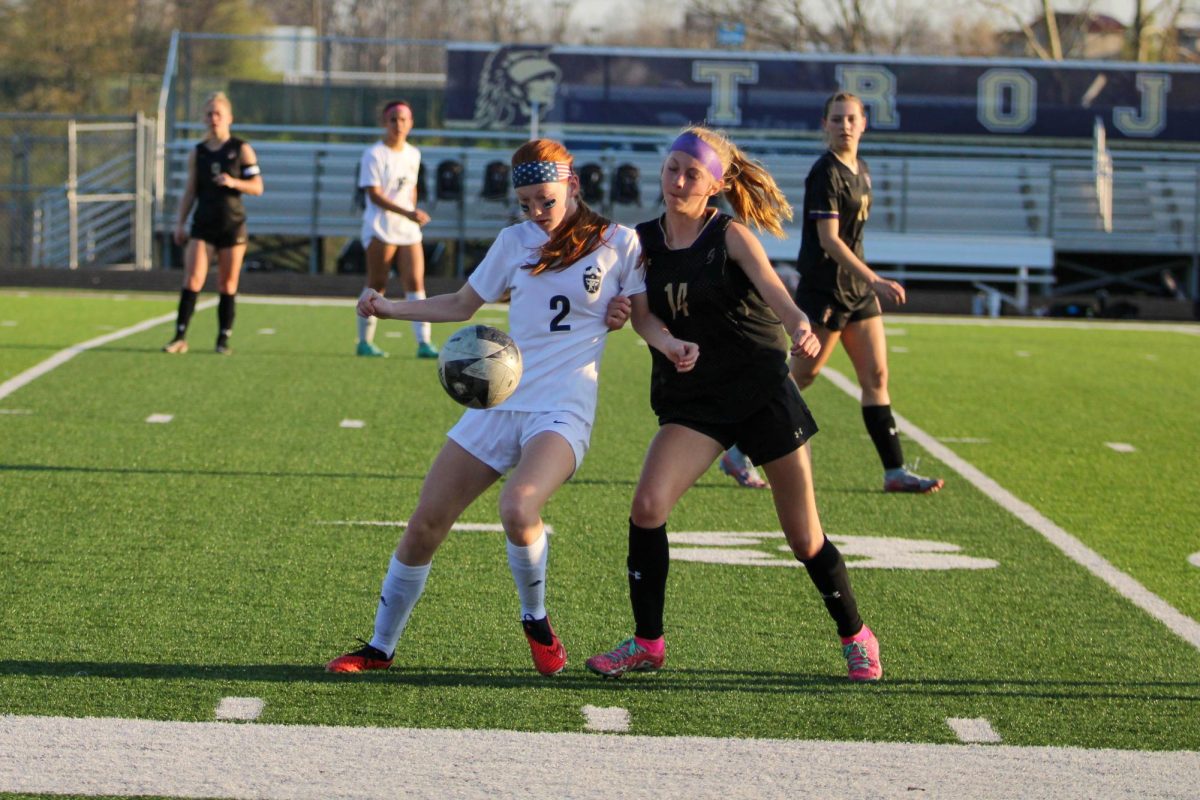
top-left (795, 288), bottom-right (881, 332)
top-left (659, 376), bottom-right (818, 466)
top-left (191, 218), bottom-right (248, 249)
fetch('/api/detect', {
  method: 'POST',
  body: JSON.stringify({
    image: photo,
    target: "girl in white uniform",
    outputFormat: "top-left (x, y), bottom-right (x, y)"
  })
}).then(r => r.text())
top-left (355, 99), bottom-right (437, 358)
top-left (327, 138), bottom-right (696, 676)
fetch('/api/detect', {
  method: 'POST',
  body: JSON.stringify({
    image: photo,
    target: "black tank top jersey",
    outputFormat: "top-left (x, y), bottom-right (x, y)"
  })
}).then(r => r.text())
top-left (796, 151), bottom-right (872, 299)
top-left (193, 137), bottom-right (249, 231)
top-left (636, 212), bottom-right (790, 424)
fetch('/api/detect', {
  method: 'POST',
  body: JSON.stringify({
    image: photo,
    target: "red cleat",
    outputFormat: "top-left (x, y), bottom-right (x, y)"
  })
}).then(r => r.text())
top-left (522, 616), bottom-right (567, 676)
top-left (325, 641), bottom-right (393, 673)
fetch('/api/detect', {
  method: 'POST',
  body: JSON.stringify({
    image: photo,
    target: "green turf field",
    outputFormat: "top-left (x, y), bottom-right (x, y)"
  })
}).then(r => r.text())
top-left (1, 290), bottom-right (1198, 773)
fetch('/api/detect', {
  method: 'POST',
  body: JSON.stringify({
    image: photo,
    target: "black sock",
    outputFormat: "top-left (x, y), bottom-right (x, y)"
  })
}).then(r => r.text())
top-left (521, 616), bottom-right (553, 646)
top-left (628, 519), bottom-right (669, 640)
top-left (174, 289), bottom-right (198, 339)
top-left (862, 404), bottom-right (904, 470)
top-left (800, 536), bottom-right (863, 638)
top-left (217, 293), bottom-right (236, 345)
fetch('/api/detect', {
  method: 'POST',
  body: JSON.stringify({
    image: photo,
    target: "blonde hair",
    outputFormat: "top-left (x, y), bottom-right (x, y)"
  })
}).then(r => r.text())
top-left (205, 91), bottom-right (233, 114)
top-left (821, 92), bottom-right (866, 148)
top-left (512, 139), bottom-right (613, 274)
top-left (680, 125), bottom-right (792, 238)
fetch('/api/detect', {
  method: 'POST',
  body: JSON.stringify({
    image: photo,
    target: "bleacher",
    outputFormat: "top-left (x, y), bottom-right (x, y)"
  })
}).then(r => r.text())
top-left (161, 130), bottom-right (1199, 313)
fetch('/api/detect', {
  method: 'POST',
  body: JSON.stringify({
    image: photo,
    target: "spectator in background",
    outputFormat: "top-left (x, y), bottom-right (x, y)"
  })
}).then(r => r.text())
top-left (163, 92), bottom-right (263, 355)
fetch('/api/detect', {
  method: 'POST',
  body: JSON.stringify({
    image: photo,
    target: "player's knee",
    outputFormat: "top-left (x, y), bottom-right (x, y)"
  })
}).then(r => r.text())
top-left (860, 367), bottom-right (888, 394)
top-left (498, 493), bottom-right (541, 536)
top-left (399, 513), bottom-right (449, 560)
top-left (629, 491), bottom-right (669, 529)
top-left (785, 529), bottom-right (824, 561)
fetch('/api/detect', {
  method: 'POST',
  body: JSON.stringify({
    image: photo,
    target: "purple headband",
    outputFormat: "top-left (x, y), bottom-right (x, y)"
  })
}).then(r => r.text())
top-left (669, 132), bottom-right (724, 182)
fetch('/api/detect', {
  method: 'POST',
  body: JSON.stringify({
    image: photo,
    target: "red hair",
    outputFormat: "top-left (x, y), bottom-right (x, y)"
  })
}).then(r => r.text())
top-left (512, 139), bottom-right (613, 274)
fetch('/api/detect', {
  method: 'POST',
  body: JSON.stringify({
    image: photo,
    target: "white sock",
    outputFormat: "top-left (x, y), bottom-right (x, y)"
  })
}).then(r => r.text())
top-left (506, 530), bottom-right (548, 620)
top-left (406, 290), bottom-right (430, 344)
top-left (357, 313), bottom-right (377, 345)
top-left (368, 556), bottom-right (431, 656)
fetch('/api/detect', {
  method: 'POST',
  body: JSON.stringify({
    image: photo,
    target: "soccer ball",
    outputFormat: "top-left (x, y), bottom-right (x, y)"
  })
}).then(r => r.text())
top-left (437, 324), bottom-right (523, 409)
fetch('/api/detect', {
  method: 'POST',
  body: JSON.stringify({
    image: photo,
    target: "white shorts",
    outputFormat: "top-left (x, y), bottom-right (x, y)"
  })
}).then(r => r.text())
top-left (447, 408), bottom-right (592, 476)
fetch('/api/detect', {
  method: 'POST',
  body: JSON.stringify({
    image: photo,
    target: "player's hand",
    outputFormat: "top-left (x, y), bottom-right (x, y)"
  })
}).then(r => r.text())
top-left (412, 208), bottom-right (431, 226)
top-left (212, 173), bottom-right (234, 189)
top-left (790, 326), bottom-right (821, 358)
top-left (172, 224), bottom-right (188, 247)
top-left (667, 339), bottom-right (699, 373)
top-left (873, 278), bottom-right (906, 306)
top-left (357, 288), bottom-right (387, 319)
top-left (604, 295), bottom-right (632, 331)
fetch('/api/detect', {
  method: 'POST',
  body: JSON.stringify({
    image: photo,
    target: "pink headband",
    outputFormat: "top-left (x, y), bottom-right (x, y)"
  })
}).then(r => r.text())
top-left (669, 132), bottom-right (724, 182)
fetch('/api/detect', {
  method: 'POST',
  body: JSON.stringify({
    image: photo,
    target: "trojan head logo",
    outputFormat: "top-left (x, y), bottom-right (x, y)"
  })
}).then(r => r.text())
top-left (473, 46), bottom-right (562, 129)
top-left (582, 264), bottom-right (601, 295)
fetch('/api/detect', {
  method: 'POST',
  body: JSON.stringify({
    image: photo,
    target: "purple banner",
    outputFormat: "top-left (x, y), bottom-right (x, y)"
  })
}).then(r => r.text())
top-left (446, 43), bottom-right (1200, 141)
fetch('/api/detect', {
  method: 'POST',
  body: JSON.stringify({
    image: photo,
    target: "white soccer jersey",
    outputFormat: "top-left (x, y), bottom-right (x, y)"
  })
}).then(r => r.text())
top-left (359, 140), bottom-right (422, 246)
top-left (468, 221), bottom-right (646, 422)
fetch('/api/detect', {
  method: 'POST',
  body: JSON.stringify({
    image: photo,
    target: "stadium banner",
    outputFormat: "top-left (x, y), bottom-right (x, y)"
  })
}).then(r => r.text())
top-left (445, 43), bottom-right (1200, 141)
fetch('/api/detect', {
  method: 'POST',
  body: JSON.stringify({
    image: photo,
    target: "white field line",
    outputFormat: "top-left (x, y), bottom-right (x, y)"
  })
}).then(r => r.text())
top-left (214, 697), bottom-right (265, 722)
top-left (144, 413), bottom-right (173, 424)
top-left (1104, 442), bottom-right (1137, 453)
top-left (323, 520), bottom-right (557, 535)
top-left (339, 419), bottom-right (366, 429)
top-left (0, 301), bottom-right (215, 402)
top-left (1, 714), bottom-right (1196, 800)
top-left (821, 365), bottom-right (1200, 651)
top-left (947, 717), bottom-right (1002, 744)
top-left (878, 314), bottom-right (1200, 336)
top-left (581, 705), bottom-right (631, 733)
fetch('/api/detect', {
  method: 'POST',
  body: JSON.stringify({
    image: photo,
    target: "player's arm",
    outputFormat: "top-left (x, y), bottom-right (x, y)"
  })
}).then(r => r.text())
top-left (726, 223), bottom-right (820, 358)
top-left (173, 149), bottom-right (198, 245)
top-left (364, 186), bottom-right (427, 224)
top-left (815, 218), bottom-right (905, 305)
top-left (235, 142), bottom-right (264, 196)
top-left (629, 293), bottom-right (698, 373)
top-left (358, 282), bottom-right (484, 322)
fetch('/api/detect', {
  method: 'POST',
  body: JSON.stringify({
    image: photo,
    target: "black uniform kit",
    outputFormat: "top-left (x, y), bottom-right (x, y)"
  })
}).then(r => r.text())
top-left (190, 137), bottom-right (258, 248)
top-left (636, 211), bottom-right (817, 467)
top-left (795, 151), bottom-right (881, 330)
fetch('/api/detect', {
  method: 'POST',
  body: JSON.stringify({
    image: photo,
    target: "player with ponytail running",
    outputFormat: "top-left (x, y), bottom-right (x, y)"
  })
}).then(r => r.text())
top-left (589, 126), bottom-right (883, 682)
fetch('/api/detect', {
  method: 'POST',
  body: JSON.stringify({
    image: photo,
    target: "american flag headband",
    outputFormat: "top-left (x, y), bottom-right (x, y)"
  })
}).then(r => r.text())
top-left (512, 161), bottom-right (573, 188)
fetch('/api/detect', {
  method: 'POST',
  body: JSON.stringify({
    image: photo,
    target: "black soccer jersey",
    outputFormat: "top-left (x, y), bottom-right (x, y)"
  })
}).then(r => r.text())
top-left (796, 151), bottom-right (872, 299)
top-left (192, 137), bottom-right (251, 233)
top-left (636, 211), bottom-right (790, 424)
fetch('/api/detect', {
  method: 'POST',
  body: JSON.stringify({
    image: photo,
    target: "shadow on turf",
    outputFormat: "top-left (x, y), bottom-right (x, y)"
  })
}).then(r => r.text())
top-left (1, 661), bottom-right (1196, 699)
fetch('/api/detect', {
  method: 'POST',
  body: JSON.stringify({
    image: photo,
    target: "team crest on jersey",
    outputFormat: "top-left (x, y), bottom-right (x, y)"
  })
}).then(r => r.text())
top-left (582, 264), bottom-right (601, 294)
top-left (705, 248), bottom-right (716, 265)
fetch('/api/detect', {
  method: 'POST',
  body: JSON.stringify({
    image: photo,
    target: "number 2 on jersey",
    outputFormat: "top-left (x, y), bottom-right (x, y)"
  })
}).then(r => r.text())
top-left (664, 282), bottom-right (689, 319)
top-left (549, 294), bottom-right (571, 331)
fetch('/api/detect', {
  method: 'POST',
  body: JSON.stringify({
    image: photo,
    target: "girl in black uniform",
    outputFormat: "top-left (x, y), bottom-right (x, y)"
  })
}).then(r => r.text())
top-left (587, 126), bottom-right (882, 682)
top-left (163, 92), bottom-right (264, 355)
top-left (791, 92), bottom-right (942, 493)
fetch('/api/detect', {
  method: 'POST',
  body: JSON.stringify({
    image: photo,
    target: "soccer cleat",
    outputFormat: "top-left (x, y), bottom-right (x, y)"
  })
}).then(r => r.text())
top-left (522, 616), bottom-right (567, 676)
top-left (214, 341), bottom-right (232, 355)
top-left (162, 339), bottom-right (188, 354)
top-left (883, 467), bottom-right (944, 494)
top-left (325, 640), bottom-right (394, 673)
top-left (585, 636), bottom-right (665, 678)
top-left (416, 341), bottom-right (439, 359)
top-left (842, 628), bottom-right (883, 682)
top-left (718, 447), bottom-right (769, 489)
top-left (356, 341), bottom-right (387, 358)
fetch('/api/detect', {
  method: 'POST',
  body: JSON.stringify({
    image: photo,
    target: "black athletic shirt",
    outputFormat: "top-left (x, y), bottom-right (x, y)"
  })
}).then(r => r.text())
top-left (637, 211), bottom-right (790, 424)
top-left (192, 136), bottom-right (250, 232)
top-left (796, 151), bottom-right (872, 299)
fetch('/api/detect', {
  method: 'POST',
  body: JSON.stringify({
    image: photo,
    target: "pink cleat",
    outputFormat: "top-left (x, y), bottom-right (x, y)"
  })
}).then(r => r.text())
top-left (842, 627), bottom-right (882, 682)
top-left (719, 447), bottom-right (769, 489)
top-left (585, 636), bottom-right (665, 678)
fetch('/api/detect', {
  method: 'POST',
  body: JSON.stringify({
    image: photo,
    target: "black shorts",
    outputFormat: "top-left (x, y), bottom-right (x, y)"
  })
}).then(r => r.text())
top-left (659, 377), bottom-right (818, 466)
top-left (190, 220), bottom-right (248, 249)
top-left (796, 288), bottom-right (881, 332)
